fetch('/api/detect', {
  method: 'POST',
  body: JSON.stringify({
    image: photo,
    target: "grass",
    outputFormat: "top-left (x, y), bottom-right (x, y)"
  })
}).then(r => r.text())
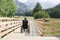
top-left (54, 23), bottom-right (60, 26)
top-left (45, 23), bottom-right (60, 26)
top-left (54, 19), bottom-right (60, 22)
top-left (45, 23), bottom-right (52, 26)
top-left (0, 19), bottom-right (6, 22)
top-left (44, 19), bottom-right (60, 36)
top-left (0, 16), bottom-right (34, 22)
top-left (55, 32), bottom-right (60, 35)
top-left (18, 16), bottom-right (34, 21)
top-left (45, 32), bottom-right (60, 35)
top-left (45, 32), bottom-right (52, 34)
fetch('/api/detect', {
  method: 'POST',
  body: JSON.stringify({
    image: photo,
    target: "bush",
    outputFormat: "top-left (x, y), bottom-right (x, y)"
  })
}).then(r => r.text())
top-left (34, 11), bottom-right (50, 19)
top-left (0, 0), bottom-right (17, 17)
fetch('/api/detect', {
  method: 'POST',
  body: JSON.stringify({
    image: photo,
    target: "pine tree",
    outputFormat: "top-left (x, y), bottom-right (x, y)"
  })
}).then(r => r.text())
top-left (33, 2), bottom-right (42, 13)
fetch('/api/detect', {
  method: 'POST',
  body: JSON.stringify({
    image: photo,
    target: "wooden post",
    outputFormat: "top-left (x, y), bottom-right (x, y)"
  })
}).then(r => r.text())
top-left (52, 18), bottom-right (55, 36)
top-left (6, 24), bottom-right (8, 30)
top-left (14, 22), bottom-right (15, 24)
top-left (0, 19), bottom-right (1, 22)
top-left (10, 23), bottom-right (12, 25)
top-left (41, 18), bottom-right (45, 36)
top-left (43, 18), bottom-right (45, 36)
top-left (0, 25), bottom-right (1, 39)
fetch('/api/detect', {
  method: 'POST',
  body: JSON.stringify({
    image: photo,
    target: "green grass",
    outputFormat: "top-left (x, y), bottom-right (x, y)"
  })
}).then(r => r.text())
top-left (54, 19), bottom-right (60, 22)
top-left (45, 23), bottom-right (60, 26)
top-left (45, 23), bottom-right (52, 26)
top-left (55, 32), bottom-right (60, 34)
top-left (54, 23), bottom-right (60, 26)
top-left (45, 32), bottom-right (52, 34)
top-left (45, 32), bottom-right (60, 35)
top-left (0, 16), bottom-right (34, 22)
top-left (45, 31), bottom-right (60, 34)
top-left (18, 16), bottom-right (34, 21)
top-left (2, 20), bottom-right (7, 22)
top-left (44, 19), bottom-right (60, 36)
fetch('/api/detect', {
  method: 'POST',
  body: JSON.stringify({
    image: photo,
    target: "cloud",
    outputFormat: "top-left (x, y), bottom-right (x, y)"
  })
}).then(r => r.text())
top-left (18, 0), bottom-right (28, 3)
top-left (18, 0), bottom-right (60, 9)
top-left (48, 0), bottom-right (60, 5)
top-left (18, 0), bottom-right (60, 4)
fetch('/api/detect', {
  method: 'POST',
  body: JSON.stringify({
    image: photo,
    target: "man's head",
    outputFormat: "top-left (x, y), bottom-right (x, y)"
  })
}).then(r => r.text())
top-left (24, 17), bottom-right (27, 20)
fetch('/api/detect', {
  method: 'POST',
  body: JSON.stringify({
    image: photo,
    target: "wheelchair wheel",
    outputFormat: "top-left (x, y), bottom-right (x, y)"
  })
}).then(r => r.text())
top-left (20, 27), bottom-right (23, 33)
top-left (27, 27), bottom-right (30, 33)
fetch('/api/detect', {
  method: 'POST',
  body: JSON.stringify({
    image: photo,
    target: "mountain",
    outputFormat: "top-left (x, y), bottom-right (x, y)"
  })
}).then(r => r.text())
top-left (25, 0), bottom-right (56, 9)
top-left (55, 4), bottom-right (60, 8)
top-left (14, 0), bottom-right (28, 15)
top-left (41, 1), bottom-right (56, 9)
top-left (25, 0), bottom-right (36, 10)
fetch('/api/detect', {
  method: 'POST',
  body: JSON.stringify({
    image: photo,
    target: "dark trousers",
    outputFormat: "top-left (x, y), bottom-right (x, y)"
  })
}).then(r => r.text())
top-left (20, 26), bottom-right (30, 33)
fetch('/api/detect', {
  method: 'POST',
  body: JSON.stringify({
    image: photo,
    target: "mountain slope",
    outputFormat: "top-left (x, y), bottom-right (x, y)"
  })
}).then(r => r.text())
top-left (25, 0), bottom-right (36, 10)
top-left (55, 4), bottom-right (60, 8)
top-left (41, 1), bottom-right (55, 9)
top-left (14, 0), bottom-right (28, 15)
top-left (25, 0), bottom-right (56, 9)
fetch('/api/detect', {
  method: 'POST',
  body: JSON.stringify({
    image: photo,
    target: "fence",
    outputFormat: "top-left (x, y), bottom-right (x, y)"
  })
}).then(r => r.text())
top-left (0, 17), bottom-right (20, 22)
top-left (0, 21), bottom-right (21, 39)
top-left (36, 18), bottom-right (60, 36)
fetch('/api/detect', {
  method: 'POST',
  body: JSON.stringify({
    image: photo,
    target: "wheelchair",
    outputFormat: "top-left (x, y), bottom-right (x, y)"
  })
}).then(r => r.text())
top-left (20, 25), bottom-right (30, 33)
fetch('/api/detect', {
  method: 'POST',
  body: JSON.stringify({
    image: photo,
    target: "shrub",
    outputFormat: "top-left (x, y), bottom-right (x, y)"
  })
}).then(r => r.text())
top-left (34, 11), bottom-right (50, 19)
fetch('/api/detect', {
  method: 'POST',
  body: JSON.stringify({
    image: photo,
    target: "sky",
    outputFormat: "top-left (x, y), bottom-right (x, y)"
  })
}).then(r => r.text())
top-left (18, 0), bottom-right (60, 9)
top-left (18, 0), bottom-right (60, 5)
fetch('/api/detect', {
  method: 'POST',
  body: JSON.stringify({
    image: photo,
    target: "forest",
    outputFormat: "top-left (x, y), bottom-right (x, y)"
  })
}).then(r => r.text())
top-left (0, 0), bottom-right (60, 19)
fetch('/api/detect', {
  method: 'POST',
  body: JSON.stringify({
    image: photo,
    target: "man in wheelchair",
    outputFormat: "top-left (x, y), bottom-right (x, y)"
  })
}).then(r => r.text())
top-left (21, 17), bottom-right (30, 33)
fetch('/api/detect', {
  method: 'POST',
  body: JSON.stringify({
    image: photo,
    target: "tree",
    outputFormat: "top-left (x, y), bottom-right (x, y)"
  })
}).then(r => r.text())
top-left (46, 8), bottom-right (60, 18)
top-left (0, 0), bottom-right (17, 17)
top-left (33, 2), bottom-right (42, 14)
top-left (51, 8), bottom-right (60, 18)
top-left (34, 11), bottom-right (50, 19)
top-left (24, 10), bottom-right (33, 16)
top-left (45, 4), bottom-right (60, 18)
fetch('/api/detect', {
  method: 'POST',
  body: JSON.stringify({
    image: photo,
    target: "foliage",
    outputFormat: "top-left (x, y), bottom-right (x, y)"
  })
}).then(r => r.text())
top-left (33, 2), bottom-right (50, 19)
top-left (46, 6), bottom-right (60, 18)
top-left (0, 0), bottom-right (17, 17)
top-left (34, 10), bottom-right (50, 19)
top-left (24, 10), bottom-right (33, 16)
top-left (33, 2), bottom-right (42, 14)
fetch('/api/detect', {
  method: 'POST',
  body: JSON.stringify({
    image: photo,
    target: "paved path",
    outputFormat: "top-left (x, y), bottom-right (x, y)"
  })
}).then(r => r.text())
top-left (29, 21), bottom-right (40, 36)
top-left (1, 21), bottom-right (60, 40)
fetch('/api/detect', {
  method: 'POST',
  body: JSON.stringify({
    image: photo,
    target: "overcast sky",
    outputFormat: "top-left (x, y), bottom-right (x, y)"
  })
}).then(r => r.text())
top-left (17, 0), bottom-right (60, 9)
top-left (18, 0), bottom-right (60, 5)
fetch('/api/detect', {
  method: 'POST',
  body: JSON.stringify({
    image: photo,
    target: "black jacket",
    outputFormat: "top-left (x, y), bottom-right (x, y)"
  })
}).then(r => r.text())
top-left (22, 19), bottom-right (28, 29)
